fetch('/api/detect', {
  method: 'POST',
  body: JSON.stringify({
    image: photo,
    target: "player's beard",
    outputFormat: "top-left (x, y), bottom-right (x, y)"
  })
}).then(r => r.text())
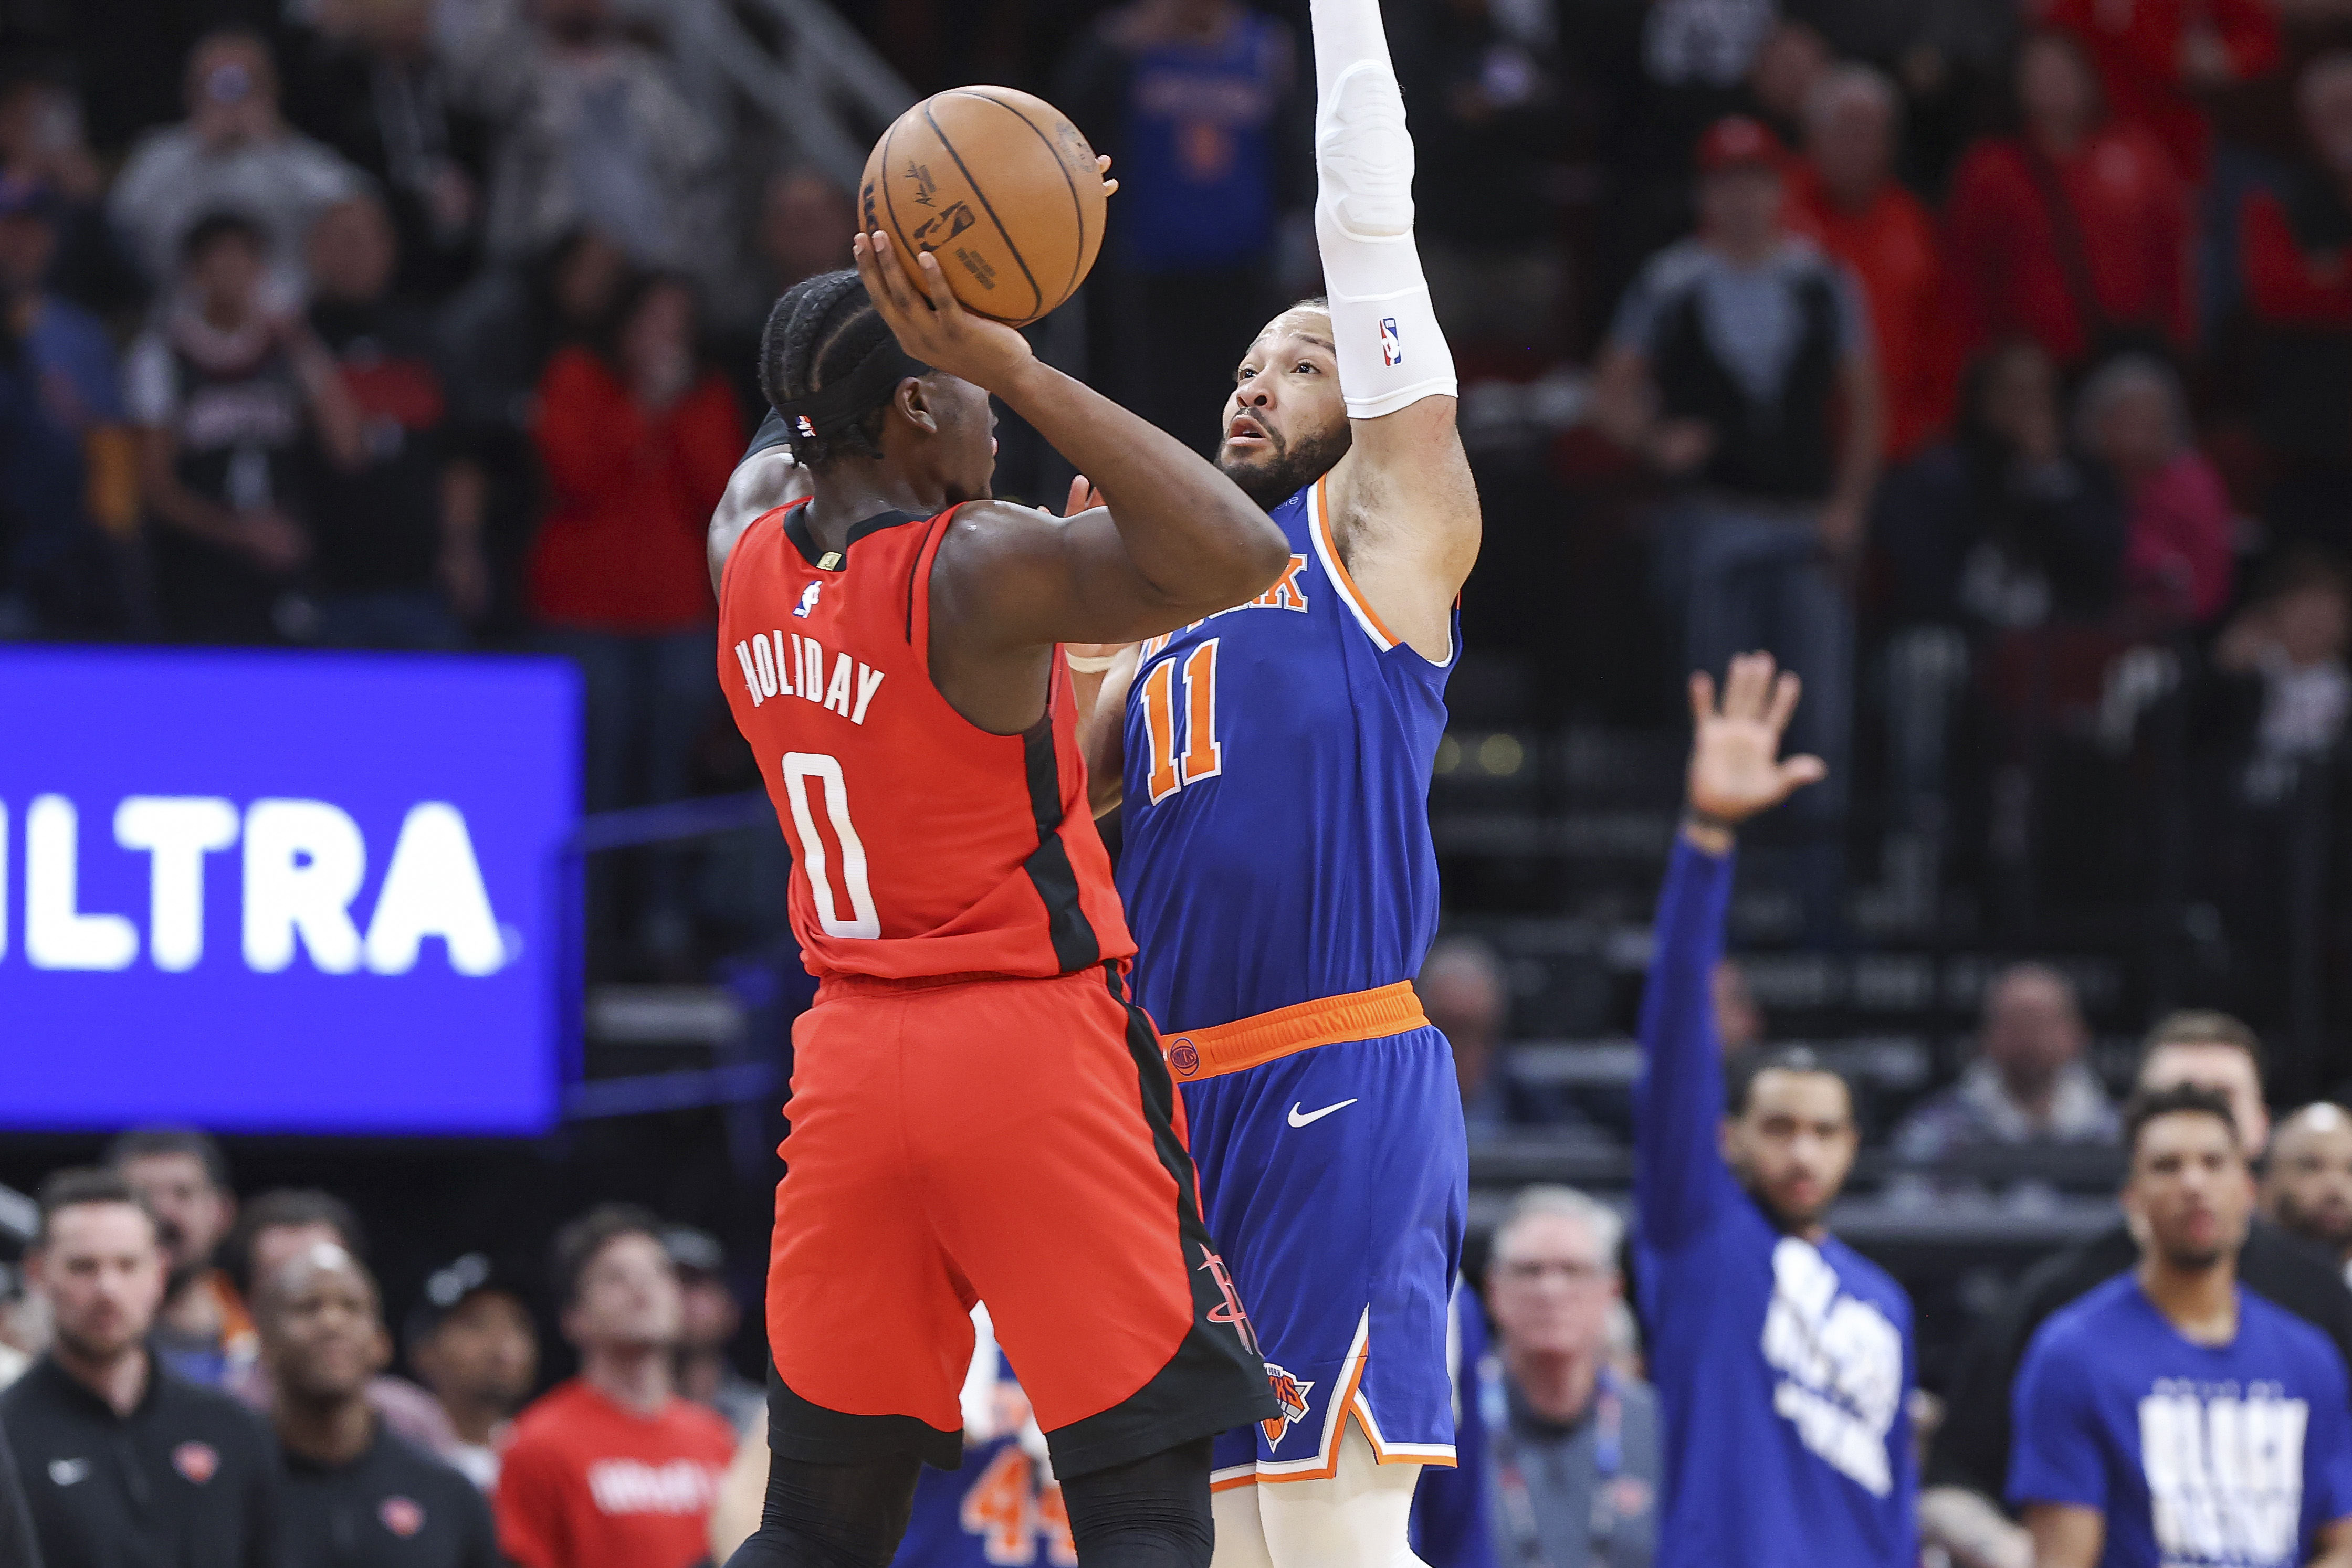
top-left (1217, 419), bottom-right (1353, 513)
top-left (2273, 1188), bottom-right (2352, 1254)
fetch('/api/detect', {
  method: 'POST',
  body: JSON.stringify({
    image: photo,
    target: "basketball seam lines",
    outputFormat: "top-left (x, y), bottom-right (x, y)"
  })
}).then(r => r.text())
top-left (957, 89), bottom-right (1087, 304)
top-left (920, 101), bottom-right (1045, 321)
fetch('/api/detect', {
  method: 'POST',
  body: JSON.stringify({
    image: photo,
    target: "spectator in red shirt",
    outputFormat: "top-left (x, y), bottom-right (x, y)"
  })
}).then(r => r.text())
top-left (1786, 64), bottom-right (1954, 461)
top-left (1946, 31), bottom-right (2196, 371)
top-left (493, 1205), bottom-right (734, 1568)
top-left (2239, 51), bottom-right (2352, 552)
top-left (528, 269), bottom-right (741, 962)
top-left (2041, 0), bottom-right (2281, 184)
top-left (2076, 353), bottom-right (2236, 626)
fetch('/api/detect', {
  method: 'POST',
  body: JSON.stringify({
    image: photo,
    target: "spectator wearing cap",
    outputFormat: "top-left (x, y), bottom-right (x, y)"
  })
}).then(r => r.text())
top-left (106, 29), bottom-right (363, 306)
top-left (407, 1255), bottom-right (537, 1492)
top-left (1592, 117), bottom-right (1880, 939)
top-left (2, 1169), bottom-right (279, 1568)
top-left (660, 1229), bottom-right (761, 1437)
top-left (492, 1205), bottom-right (732, 1568)
top-left (1892, 963), bottom-right (2119, 1164)
top-left (255, 1241), bottom-right (498, 1568)
top-left (217, 1191), bottom-right (459, 1461)
top-left (1784, 65), bottom-right (1952, 464)
top-left (1945, 31), bottom-right (2193, 373)
top-left (104, 1130), bottom-right (250, 1388)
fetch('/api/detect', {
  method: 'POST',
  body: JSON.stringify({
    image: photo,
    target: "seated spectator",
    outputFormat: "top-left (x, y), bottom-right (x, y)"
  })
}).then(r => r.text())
top-left (218, 1188), bottom-right (460, 1460)
top-left (281, 0), bottom-right (488, 300)
top-left (1423, 934), bottom-right (1516, 1134)
top-left (2007, 1086), bottom-right (2352, 1568)
top-left (2209, 548), bottom-right (2352, 803)
top-left (529, 270), bottom-right (739, 958)
top-left (1893, 963), bottom-right (2119, 1162)
top-left (1592, 117), bottom-right (1880, 935)
top-left (1920, 1011), bottom-right (2352, 1568)
top-left (406, 1254), bottom-right (539, 1492)
top-left (449, 0), bottom-right (726, 296)
top-left (4, 1170), bottom-right (279, 1568)
top-left (106, 1128), bottom-right (253, 1387)
top-left (720, 167), bottom-right (860, 413)
top-left (660, 1228), bottom-right (761, 1437)
top-left (2075, 354), bottom-right (2235, 629)
top-left (1480, 1186), bottom-right (1662, 1568)
top-left (1874, 339), bottom-right (2127, 632)
top-left (1784, 64), bottom-right (1951, 462)
top-left (494, 1205), bottom-right (733, 1568)
top-left (2238, 52), bottom-right (2352, 556)
top-left (1946, 32), bottom-right (2193, 372)
top-left (0, 173), bottom-right (129, 636)
top-left (125, 211), bottom-right (362, 644)
top-left (107, 29), bottom-right (363, 305)
top-left (0, 73), bottom-right (142, 318)
top-left (255, 1241), bottom-right (498, 1568)
top-left (2265, 1103), bottom-right (2352, 1283)
top-left (2042, 0), bottom-right (2279, 184)
top-left (304, 192), bottom-right (484, 649)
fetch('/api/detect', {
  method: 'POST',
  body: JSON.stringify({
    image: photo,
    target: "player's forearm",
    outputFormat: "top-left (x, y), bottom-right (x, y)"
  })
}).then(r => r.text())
top-left (1918, 1487), bottom-right (2032, 1568)
top-left (1632, 835), bottom-right (1736, 1241)
top-left (993, 357), bottom-right (1287, 614)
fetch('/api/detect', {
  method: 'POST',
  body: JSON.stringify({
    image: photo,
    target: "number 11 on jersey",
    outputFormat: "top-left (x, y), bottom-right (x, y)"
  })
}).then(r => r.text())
top-left (1139, 640), bottom-right (1222, 805)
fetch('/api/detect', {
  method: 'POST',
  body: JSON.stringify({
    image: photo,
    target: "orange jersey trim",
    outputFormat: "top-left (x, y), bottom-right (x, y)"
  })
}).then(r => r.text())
top-left (1309, 476), bottom-right (1402, 649)
top-left (1162, 981), bottom-right (1428, 1082)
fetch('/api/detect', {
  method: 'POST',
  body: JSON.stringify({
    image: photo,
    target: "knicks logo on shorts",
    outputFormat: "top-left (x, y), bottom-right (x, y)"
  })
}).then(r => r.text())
top-left (1260, 1364), bottom-right (1315, 1449)
top-left (1167, 1038), bottom-right (1201, 1078)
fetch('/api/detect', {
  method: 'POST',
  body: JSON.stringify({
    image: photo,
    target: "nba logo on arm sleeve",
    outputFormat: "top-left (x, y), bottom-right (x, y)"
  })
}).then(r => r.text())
top-left (1380, 318), bottom-right (1402, 366)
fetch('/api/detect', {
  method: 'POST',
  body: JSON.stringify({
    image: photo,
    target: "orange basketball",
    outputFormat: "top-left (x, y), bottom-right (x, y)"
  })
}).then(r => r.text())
top-left (859, 87), bottom-right (1109, 329)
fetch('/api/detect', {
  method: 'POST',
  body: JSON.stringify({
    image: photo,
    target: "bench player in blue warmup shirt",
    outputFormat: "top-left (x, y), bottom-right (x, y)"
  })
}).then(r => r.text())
top-left (1076, 0), bottom-right (1480, 1561)
top-left (2009, 1083), bottom-right (2352, 1568)
top-left (1633, 653), bottom-right (1917, 1568)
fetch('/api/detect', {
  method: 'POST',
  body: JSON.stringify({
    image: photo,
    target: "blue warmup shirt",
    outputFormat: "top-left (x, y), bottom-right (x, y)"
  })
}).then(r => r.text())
top-left (1113, 10), bottom-right (1287, 272)
top-left (1632, 841), bottom-right (1917, 1568)
top-left (2009, 1273), bottom-right (2352, 1568)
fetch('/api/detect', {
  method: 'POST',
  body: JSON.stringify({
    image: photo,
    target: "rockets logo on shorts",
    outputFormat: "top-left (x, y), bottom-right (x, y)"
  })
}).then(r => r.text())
top-left (1259, 1365), bottom-right (1315, 1448)
top-left (1380, 318), bottom-right (1402, 366)
top-left (794, 581), bottom-right (823, 618)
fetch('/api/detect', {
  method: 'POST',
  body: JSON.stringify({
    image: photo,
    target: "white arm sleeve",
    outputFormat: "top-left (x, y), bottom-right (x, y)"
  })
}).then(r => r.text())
top-left (1309, 0), bottom-right (1457, 419)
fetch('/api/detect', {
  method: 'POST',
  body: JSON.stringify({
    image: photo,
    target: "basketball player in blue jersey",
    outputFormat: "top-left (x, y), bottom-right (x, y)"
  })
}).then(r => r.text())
top-left (1076, 0), bottom-right (1479, 1561)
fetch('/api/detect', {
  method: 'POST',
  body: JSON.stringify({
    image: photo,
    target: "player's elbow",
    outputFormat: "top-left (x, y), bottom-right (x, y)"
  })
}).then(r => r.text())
top-left (1185, 503), bottom-right (1293, 612)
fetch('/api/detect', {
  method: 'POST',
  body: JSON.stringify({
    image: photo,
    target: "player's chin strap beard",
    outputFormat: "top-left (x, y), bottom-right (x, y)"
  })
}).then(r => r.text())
top-left (1220, 424), bottom-right (1353, 513)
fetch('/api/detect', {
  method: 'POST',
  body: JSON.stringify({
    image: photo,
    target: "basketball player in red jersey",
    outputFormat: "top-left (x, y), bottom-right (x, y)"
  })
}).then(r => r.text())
top-left (709, 231), bottom-right (1289, 1568)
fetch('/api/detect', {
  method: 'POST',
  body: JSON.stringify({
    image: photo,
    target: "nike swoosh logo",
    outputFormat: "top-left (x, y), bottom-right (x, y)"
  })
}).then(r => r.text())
top-left (1287, 1099), bottom-right (1358, 1129)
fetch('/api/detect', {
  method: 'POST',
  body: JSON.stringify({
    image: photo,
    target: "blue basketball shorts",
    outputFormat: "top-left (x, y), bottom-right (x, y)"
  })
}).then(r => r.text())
top-left (1176, 1024), bottom-right (1468, 1489)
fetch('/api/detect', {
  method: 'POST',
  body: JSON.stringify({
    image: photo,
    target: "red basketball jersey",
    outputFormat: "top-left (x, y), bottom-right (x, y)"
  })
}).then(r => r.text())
top-left (717, 500), bottom-right (1135, 982)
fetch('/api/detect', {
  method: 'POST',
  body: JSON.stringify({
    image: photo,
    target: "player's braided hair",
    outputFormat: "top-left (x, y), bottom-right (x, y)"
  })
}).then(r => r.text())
top-left (759, 269), bottom-right (897, 466)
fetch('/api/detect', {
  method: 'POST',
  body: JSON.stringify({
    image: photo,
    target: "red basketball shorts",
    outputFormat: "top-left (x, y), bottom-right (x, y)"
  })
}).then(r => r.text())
top-left (763, 963), bottom-right (1277, 1479)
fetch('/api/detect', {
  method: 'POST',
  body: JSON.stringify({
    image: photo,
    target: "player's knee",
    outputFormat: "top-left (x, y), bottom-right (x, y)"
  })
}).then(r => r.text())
top-left (727, 1453), bottom-right (919, 1568)
top-left (1253, 1435), bottom-right (1427, 1568)
top-left (1059, 1438), bottom-right (1216, 1568)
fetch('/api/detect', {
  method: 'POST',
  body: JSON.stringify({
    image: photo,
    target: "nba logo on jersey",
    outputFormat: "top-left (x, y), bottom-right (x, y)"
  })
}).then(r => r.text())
top-left (1380, 318), bottom-right (1402, 366)
top-left (794, 581), bottom-right (823, 618)
top-left (795, 415), bottom-right (817, 439)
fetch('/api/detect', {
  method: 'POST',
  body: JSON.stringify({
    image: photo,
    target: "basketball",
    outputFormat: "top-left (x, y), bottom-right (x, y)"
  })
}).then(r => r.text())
top-left (859, 86), bottom-right (1109, 329)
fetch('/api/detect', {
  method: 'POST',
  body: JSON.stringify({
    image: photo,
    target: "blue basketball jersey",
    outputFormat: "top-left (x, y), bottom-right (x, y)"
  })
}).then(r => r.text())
top-left (1116, 477), bottom-right (1458, 1033)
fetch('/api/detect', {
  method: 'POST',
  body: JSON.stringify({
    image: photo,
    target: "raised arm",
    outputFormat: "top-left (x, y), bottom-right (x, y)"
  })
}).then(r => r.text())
top-left (855, 231), bottom-right (1291, 649)
top-left (1306, 0), bottom-right (1479, 662)
top-left (1635, 655), bottom-right (1827, 1251)
top-left (707, 412), bottom-right (811, 598)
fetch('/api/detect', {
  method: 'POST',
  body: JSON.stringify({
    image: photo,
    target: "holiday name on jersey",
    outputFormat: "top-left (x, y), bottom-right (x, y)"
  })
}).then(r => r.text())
top-left (732, 628), bottom-right (887, 722)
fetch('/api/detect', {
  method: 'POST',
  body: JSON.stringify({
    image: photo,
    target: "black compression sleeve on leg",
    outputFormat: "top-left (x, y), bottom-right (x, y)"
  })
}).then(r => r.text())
top-left (1058, 1438), bottom-right (1215, 1568)
top-left (722, 1453), bottom-right (922, 1568)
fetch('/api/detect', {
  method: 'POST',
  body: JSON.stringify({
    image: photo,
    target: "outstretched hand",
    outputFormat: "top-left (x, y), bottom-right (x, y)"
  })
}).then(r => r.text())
top-left (1685, 651), bottom-right (1828, 832)
top-left (853, 229), bottom-right (1036, 394)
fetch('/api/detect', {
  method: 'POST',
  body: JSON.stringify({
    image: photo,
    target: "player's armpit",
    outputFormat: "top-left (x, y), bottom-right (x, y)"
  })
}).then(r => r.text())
top-left (2020, 1502), bottom-right (2104, 1568)
top-left (708, 449), bottom-right (809, 599)
top-left (1325, 402), bottom-right (1480, 663)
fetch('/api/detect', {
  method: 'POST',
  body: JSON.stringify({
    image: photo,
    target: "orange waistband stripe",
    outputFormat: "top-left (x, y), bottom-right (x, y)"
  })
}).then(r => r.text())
top-left (1162, 982), bottom-right (1429, 1081)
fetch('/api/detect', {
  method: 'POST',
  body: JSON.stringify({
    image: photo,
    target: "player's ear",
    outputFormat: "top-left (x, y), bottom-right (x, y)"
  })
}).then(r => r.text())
top-left (898, 375), bottom-right (941, 436)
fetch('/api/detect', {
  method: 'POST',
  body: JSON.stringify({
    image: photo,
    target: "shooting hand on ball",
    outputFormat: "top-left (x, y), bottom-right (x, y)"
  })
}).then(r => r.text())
top-left (1683, 651), bottom-right (1826, 850)
top-left (855, 230), bottom-right (1036, 396)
